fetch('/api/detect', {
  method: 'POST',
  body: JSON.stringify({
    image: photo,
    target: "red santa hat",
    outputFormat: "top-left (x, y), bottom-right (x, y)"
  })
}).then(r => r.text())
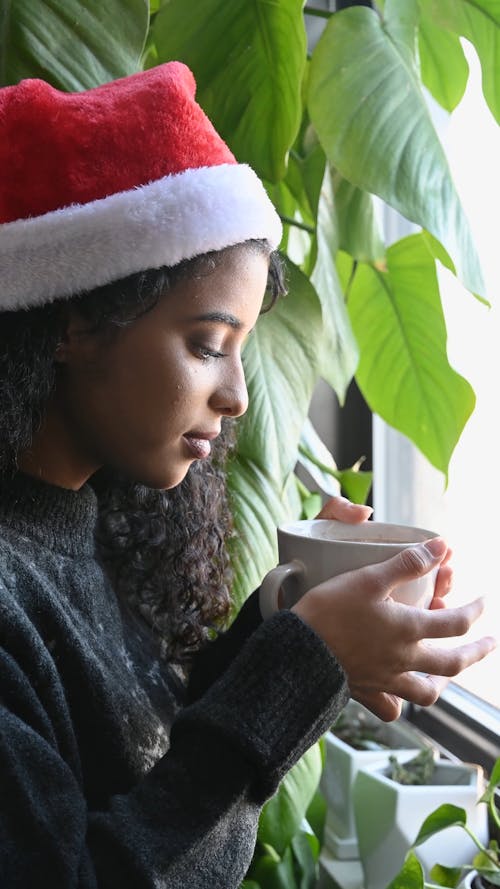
top-left (0, 61), bottom-right (282, 312)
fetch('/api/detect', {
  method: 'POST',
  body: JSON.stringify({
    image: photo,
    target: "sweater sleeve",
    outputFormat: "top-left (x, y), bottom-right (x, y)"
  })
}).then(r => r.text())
top-left (0, 607), bottom-right (348, 889)
top-left (186, 588), bottom-right (263, 703)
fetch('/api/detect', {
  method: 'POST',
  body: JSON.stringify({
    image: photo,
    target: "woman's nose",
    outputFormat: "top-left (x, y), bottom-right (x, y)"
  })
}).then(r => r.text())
top-left (211, 364), bottom-right (249, 418)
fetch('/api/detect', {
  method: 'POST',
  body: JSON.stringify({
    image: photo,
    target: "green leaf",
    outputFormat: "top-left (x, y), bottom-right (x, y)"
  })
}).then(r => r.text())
top-left (298, 419), bottom-right (372, 504)
top-left (300, 492), bottom-right (323, 520)
top-left (336, 466), bottom-right (373, 505)
top-left (0, 0), bottom-right (148, 89)
top-left (310, 170), bottom-right (359, 398)
top-left (421, 0), bottom-right (500, 124)
top-left (228, 458), bottom-right (300, 610)
top-left (298, 418), bottom-right (341, 498)
top-left (249, 845), bottom-right (297, 889)
top-left (308, 5), bottom-right (486, 299)
top-left (479, 756), bottom-right (500, 805)
top-left (238, 259), bottom-right (323, 482)
top-left (418, 11), bottom-right (469, 112)
top-left (348, 233), bottom-right (476, 477)
top-left (291, 830), bottom-right (319, 888)
top-left (428, 863), bottom-right (463, 887)
top-left (240, 882), bottom-right (261, 889)
top-left (386, 850), bottom-right (425, 889)
top-left (285, 149), bottom-right (326, 229)
top-left (296, 142), bottom-right (328, 225)
top-left (413, 803), bottom-right (467, 846)
top-left (152, 0), bottom-right (306, 181)
top-left (331, 170), bottom-right (386, 263)
top-left (305, 789), bottom-right (327, 847)
top-left (258, 743), bottom-right (323, 856)
top-left (383, 0), bottom-right (421, 69)
top-left (265, 178), bottom-right (302, 259)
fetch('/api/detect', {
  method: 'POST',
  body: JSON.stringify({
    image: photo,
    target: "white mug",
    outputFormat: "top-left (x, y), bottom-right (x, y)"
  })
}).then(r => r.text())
top-left (259, 519), bottom-right (439, 620)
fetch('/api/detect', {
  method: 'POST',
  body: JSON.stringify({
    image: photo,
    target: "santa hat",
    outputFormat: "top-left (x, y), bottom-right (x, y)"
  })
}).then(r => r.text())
top-left (0, 62), bottom-right (282, 312)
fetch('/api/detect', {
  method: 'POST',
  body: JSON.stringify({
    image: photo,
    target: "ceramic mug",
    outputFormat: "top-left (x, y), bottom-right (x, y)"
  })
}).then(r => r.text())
top-left (259, 519), bottom-right (440, 620)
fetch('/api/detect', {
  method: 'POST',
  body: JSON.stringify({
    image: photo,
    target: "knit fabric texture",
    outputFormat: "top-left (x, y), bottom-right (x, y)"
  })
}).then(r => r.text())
top-left (0, 473), bottom-right (349, 888)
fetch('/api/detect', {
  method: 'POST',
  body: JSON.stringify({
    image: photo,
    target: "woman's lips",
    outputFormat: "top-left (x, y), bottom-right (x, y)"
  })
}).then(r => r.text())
top-left (182, 434), bottom-right (213, 460)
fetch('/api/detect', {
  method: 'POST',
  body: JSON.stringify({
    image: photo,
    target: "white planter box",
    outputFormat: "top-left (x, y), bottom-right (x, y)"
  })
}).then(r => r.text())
top-left (320, 701), bottom-right (434, 859)
top-left (353, 755), bottom-right (488, 889)
top-left (459, 871), bottom-right (494, 889)
top-left (459, 873), bottom-right (477, 889)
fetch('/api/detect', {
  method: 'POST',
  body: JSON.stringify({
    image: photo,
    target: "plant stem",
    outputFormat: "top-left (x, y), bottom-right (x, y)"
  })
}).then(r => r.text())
top-left (489, 794), bottom-right (500, 831)
top-left (304, 6), bottom-right (334, 19)
top-left (295, 476), bottom-right (312, 500)
top-left (464, 824), bottom-right (500, 869)
top-left (343, 259), bottom-right (359, 300)
top-left (280, 215), bottom-right (315, 234)
top-left (298, 444), bottom-right (339, 478)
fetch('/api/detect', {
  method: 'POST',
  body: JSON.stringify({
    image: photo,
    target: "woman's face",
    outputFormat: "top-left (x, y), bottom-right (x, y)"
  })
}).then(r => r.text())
top-left (26, 245), bottom-right (269, 490)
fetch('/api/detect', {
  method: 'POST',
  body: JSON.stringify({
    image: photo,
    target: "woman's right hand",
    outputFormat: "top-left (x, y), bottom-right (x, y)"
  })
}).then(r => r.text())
top-left (292, 537), bottom-right (496, 721)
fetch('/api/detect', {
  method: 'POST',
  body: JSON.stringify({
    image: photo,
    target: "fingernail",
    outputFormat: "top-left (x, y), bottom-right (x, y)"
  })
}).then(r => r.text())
top-left (424, 537), bottom-right (446, 557)
top-left (347, 502), bottom-right (373, 514)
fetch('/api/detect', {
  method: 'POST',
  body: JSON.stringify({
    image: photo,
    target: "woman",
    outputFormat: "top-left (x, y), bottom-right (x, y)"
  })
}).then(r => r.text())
top-left (0, 62), bottom-right (494, 888)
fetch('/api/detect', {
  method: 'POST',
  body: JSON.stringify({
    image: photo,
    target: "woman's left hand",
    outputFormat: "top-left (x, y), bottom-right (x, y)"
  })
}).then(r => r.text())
top-left (315, 495), bottom-right (453, 721)
top-left (316, 495), bottom-right (373, 524)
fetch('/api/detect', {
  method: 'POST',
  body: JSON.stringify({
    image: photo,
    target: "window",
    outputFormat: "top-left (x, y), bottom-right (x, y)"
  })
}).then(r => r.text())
top-left (375, 42), bottom-right (500, 713)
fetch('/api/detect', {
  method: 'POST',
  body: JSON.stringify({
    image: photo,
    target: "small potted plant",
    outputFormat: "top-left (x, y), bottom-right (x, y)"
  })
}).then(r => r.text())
top-left (387, 757), bottom-right (500, 889)
top-left (352, 750), bottom-right (489, 889)
top-left (320, 700), bottom-right (435, 859)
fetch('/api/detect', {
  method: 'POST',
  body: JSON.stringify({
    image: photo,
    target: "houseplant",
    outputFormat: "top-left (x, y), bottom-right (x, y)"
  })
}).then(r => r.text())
top-left (321, 699), bottom-right (435, 859)
top-left (387, 756), bottom-right (500, 889)
top-left (352, 751), bottom-right (489, 889)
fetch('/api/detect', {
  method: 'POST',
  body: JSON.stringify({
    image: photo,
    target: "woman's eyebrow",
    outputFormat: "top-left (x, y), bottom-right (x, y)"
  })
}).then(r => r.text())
top-left (193, 311), bottom-right (242, 330)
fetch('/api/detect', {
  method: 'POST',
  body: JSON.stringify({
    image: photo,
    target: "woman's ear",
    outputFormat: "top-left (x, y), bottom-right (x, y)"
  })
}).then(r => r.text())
top-left (53, 308), bottom-right (92, 365)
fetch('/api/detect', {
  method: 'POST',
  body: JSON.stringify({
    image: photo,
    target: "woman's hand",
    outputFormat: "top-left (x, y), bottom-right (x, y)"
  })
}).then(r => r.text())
top-left (292, 537), bottom-right (496, 721)
top-left (316, 495), bottom-right (373, 524)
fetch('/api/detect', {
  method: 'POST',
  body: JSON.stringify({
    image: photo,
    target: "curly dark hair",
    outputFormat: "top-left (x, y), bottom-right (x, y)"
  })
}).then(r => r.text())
top-left (0, 240), bottom-right (286, 663)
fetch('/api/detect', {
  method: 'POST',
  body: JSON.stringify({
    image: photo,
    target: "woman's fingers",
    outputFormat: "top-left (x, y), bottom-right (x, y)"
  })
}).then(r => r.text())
top-left (388, 672), bottom-right (449, 707)
top-left (348, 537), bottom-right (449, 604)
top-left (432, 560), bottom-right (453, 601)
top-left (316, 496), bottom-right (373, 524)
top-left (350, 689), bottom-right (404, 722)
top-left (412, 636), bottom-right (497, 677)
top-left (295, 536), bottom-right (496, 713)
top-left (417, 597), bottom-right (488, 639)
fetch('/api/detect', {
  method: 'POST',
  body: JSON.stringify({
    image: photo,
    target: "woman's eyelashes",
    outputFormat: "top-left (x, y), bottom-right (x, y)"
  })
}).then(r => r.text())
top-left (193, 343), bottom-right (227, 360)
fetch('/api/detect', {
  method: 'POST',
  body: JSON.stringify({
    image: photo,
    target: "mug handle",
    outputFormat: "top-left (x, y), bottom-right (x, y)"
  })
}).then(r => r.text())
top-left (259, 560), bottom-right (306, 620)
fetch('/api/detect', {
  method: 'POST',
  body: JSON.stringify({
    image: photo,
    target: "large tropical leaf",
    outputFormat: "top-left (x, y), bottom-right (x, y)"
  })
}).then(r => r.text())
top-left (417, 10), bottom-right (469, 112)
top-left (421, 0), bottom-right (500, 124)
top-left (151, 0), bottom-right (306, 181)
top-left (331, 170), bottom-right (385, 263)
top-left (348, 233), bottom-right (476, 477)
top-left (257, 743), bottom-right (323, 856)
top-left (308, 4), bottom-right (486, 300)
top-left (311, 170), bottom-right (359, 398)
top-left (0, 0), bottom-right (148, 89)
top-left (237, 260), bottom-right (323, 481)
top-left (227, 458), bottom-right (301, 611)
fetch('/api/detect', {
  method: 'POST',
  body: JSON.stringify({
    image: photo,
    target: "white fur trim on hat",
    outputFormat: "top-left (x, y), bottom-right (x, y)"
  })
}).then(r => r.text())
top-left (0, 163), bottom-right (282, 311)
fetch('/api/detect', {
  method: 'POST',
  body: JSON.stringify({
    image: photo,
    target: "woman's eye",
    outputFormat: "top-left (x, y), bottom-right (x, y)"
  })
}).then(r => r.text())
top-left (194, 344), bottom-right (226, 360)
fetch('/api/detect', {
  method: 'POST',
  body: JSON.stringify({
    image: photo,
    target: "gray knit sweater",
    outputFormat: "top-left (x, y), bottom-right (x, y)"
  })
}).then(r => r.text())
top-left (0, 473), bottom-right (348, 888)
